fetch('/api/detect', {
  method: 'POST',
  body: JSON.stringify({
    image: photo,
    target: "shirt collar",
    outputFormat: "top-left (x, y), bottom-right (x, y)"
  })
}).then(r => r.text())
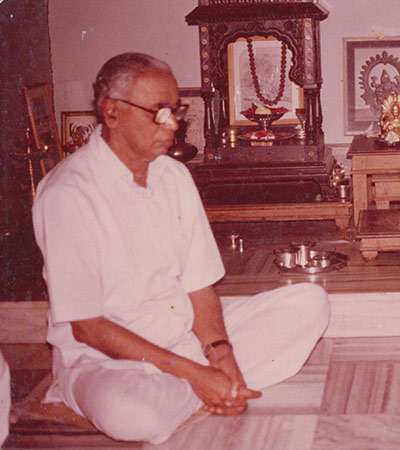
top-left (90, 124), bottom-right (168, 190)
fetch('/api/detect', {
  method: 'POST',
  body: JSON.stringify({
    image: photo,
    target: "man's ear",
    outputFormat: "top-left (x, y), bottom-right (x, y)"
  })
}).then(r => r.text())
top-left (101, 98), bottom-right (118, 128)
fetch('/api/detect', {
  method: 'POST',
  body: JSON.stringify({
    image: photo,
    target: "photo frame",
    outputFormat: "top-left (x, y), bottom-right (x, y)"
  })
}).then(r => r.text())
top-left (24, 83), bottom-right (63, 175)
top-left (343, 36), bottom-right (400, 135)
top-left (61, 110), bottom-right (98, 151)
top-left (228, 36), bottom-right (303, 126)
top-left (178, 88), bottom-right (205, 154)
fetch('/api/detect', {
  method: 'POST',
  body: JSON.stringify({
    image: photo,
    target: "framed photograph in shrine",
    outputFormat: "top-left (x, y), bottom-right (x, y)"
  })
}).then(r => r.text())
top-left (228, 36), bottom-right (303, 126)
top-left (178, 88), bottom-right (205, 154)
top-left (344, 36), bottom-right (400, 135)
top-left (61, 110), bottom-right (97, 151)
top-left (24, 83), bottom-right (63, 175)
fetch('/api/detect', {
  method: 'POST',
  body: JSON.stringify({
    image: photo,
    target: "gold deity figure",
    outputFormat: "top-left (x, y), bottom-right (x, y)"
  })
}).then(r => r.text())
top-left (379, 93), bottom-right (400, 144)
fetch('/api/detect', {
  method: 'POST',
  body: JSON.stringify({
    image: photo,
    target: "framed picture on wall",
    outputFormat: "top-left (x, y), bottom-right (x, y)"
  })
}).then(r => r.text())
top-left (227, 36), bottom-right (303, 126)
top-left (178, 88), bottom-right (205, 154)
top-left (61, 110), bottom-right (98, 152)
top-left (24, 83), bottom-right (63, 175)
top-left (344, 36), bottom-right (400, 135)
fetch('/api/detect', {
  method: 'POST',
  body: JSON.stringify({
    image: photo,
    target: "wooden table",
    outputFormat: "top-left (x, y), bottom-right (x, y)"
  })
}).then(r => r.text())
top-left (347, 135), bottom-right (400, 225)
top-left (190, 149), bottom-right (352, 230)
top-left (356, 209), bottom-right (400, 261)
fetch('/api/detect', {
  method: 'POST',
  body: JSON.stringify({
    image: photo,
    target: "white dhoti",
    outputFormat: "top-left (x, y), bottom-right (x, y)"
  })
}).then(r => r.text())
top-left (0, 351), bottom-right (10, 446)
top-left (55, 283), bottom-right (330, 444)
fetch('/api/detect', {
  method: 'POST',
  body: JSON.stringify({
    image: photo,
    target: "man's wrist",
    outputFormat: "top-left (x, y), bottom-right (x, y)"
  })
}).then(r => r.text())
top-left (202, 339), bottom-right (233, 359)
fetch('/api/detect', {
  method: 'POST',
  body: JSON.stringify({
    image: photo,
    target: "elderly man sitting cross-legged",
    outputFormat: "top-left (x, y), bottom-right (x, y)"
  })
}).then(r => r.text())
top-left (32, 52), bottom-right (330, 445)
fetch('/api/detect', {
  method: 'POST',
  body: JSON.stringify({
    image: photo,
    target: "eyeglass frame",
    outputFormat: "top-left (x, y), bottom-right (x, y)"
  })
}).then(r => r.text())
top-left (107, 97), bottom-right (189, 124)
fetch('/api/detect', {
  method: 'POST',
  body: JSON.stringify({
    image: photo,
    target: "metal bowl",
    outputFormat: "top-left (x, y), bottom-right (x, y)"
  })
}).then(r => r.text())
top-left (310, 252), bottom-right (333, 269)
top-left (240, 107), bottom-right (288, 130)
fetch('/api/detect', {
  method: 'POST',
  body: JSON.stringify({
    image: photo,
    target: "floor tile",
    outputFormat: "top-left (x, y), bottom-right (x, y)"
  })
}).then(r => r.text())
top-left (144, 414), bottom-right (318, 450)
top-left (331, 336), bottom-right (400, 362)
top-left (321, 361), bottom-right (400, 415)
top-left (250, 365), bottom-right (328, 415)
top-left (313, 414), bottom-right (400, 450)
top-left (305, 338), bottom-right (334, 366)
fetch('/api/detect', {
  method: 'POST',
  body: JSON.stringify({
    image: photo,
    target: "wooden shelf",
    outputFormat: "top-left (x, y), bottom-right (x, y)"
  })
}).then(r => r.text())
top-left (206, 201), bottom-right (352, 230)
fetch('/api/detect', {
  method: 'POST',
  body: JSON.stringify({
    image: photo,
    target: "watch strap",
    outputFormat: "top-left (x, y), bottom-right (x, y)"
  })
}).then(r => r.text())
top-left (202, 339), bottom-right (232, 358)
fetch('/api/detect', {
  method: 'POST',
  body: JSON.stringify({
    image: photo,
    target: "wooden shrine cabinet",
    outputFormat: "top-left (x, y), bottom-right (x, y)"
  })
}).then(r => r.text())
top-left (185, 0), bottom-right (350, 225)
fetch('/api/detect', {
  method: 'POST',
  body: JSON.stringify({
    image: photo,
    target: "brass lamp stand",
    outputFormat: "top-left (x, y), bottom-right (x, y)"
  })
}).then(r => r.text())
top-left (11, 128), bottom-right (47, 204)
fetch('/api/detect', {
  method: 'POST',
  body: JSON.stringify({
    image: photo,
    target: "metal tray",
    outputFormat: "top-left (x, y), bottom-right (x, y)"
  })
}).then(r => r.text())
top-left (274, 250), bottom-right (348, 274)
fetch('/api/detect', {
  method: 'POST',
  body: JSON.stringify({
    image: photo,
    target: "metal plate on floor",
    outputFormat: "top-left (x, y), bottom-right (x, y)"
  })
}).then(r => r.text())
top-left (274, 250), bottom-right (348, 273)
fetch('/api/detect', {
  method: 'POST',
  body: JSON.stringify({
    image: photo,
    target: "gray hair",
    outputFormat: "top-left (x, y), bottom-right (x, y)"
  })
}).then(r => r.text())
top-left (93, 52), bottom-right (174, 120)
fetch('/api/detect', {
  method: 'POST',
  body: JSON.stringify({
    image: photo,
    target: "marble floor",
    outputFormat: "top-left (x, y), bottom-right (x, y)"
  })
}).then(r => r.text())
top-left (5, 336), bottom-right (400, 449)
top-left (3, 219), bottom-right (400, 449)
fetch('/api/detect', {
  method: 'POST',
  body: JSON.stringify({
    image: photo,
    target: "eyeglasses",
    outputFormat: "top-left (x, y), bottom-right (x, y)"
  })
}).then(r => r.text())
top-left (108, 97), bottom-right (189, 125)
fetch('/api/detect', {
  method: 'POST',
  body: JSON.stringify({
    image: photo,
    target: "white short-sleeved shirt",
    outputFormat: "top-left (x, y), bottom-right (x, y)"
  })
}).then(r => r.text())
top-left (33, 125), bottom-right (225, 372)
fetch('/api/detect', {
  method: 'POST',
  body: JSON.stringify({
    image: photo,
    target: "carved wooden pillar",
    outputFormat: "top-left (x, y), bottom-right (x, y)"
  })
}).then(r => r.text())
top-left (304, 88), bottom-right (319, 145)
top-left (197, 22), bottom-right (217, 160)
top-left (202, 91), bottom-right (216, 161)
top-left (216, 94), bottom-right (228, 143)
top-left (302, 17), bottom-right (323, 145)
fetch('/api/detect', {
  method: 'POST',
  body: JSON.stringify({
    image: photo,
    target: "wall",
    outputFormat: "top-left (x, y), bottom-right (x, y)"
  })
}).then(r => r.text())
top-left (48, 0), bottom-right (199, 124)
top-left (48, 0), bottom-right (400, 145)
top-left (320, 0), bottom-right (400, 144)
top-left (1, 0), bottom-right (53, 228)
top-left (1, 0), bottom-right (53, 156)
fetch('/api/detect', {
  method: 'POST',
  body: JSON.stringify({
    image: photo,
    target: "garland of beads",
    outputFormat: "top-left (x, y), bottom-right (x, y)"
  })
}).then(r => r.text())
top-left (246, 37), bottom-right (287, 106)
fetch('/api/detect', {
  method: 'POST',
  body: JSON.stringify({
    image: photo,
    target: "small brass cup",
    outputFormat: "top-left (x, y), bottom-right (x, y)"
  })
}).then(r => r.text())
top-left (291, 241), bottom-right (316, 267)
top-left (274, 247), bottom-right (297, 269)
top-left (311, 252), bottom-right (332, 269)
